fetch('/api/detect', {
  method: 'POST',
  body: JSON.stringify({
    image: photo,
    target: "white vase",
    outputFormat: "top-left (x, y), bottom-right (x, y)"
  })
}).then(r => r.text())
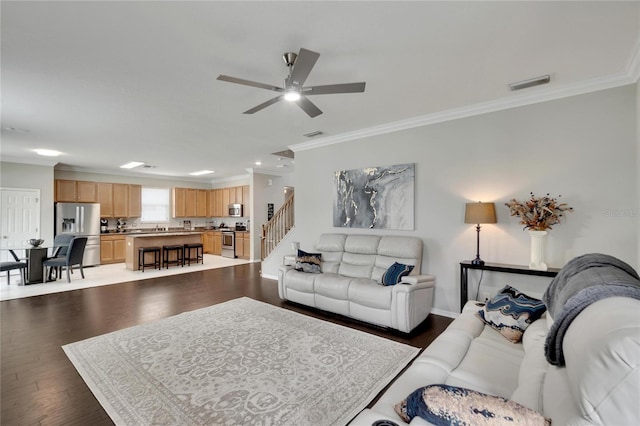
top-left (528, 230), bottom-right (548, 271)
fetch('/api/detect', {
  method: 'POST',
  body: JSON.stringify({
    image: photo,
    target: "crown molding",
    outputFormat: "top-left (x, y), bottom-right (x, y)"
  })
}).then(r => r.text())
top-left (291, 67), bottom-right (638, 153)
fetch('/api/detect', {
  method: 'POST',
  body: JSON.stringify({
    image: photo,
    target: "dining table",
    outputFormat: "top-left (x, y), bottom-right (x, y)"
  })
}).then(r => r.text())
top-left (1, 245), bottom-right (66, 284)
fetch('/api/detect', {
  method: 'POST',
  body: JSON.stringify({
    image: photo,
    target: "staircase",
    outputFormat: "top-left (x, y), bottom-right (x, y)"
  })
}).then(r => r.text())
top-left (261, 193), bottom-right (294, 260)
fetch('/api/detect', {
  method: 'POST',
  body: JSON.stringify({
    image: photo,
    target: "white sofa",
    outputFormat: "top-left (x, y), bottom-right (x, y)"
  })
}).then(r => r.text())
top-left (277, 233), bottom-right (435, 333)
top-left (350, 295), bottom-right (640, 425)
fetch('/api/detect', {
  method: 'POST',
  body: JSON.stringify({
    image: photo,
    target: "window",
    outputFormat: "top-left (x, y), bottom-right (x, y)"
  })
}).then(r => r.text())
top-left (141, 188), bottom-right (170, 223)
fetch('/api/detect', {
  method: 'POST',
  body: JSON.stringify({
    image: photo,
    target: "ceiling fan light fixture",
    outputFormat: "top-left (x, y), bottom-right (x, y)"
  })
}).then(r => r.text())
top-left (284, 90), bottom-right (301, 102)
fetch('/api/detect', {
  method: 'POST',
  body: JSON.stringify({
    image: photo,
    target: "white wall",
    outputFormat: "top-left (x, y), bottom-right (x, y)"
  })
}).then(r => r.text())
top-left (278, 85), bottom-right (638, 316)
top-left (1, 162), bottom-right (55, 243)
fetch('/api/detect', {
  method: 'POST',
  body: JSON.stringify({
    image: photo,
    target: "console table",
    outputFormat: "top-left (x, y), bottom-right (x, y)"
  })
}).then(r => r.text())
top-left (459, 261), bottom-right (560, 312)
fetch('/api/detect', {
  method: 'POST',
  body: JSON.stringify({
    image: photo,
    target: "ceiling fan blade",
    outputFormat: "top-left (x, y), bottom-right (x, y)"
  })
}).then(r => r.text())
top-left (217, 75), bottom-right (283, 92)
top-left (296, 96), bottom-right (322, 118)
top-left (243, 95), bottom-right (283, 114)
top-left (304, 82), bottom-right (366, 95)
top-left (289, 48), bottom-right (320, 86)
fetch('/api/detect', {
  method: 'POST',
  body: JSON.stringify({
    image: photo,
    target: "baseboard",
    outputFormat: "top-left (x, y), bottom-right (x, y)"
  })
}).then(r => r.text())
top-left (261, 273), bottom-right (278, 281)
top-left (430, 307), bottom-right (459, 319)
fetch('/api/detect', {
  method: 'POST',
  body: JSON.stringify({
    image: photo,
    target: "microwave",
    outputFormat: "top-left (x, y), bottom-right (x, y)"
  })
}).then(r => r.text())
top-left (228, 203), bottom-right (243, 217)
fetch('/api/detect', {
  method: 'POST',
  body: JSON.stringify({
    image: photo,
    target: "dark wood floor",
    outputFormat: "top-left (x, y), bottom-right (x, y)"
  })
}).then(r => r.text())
top-left (1, 263), bottom-right (452, 426)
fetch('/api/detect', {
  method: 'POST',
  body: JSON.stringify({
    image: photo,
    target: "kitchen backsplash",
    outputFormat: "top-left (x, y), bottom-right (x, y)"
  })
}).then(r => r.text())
top-left (101, 217), bottom-right (247, 231)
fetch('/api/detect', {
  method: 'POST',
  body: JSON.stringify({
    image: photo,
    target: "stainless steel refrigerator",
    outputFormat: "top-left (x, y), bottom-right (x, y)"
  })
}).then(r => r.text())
top-left (55, 203), bottom-right (101, 266)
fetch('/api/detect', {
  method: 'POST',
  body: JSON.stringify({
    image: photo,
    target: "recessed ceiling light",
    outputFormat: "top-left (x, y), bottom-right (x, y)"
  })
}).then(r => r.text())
top-left (189, 170), bottom-right (215, 176)
top-left (33, 149), bottom-right (61, 157)
top-left (255, 161), bottom-right (262, 166)
top-left (120, 161), bottom-right (145, 169)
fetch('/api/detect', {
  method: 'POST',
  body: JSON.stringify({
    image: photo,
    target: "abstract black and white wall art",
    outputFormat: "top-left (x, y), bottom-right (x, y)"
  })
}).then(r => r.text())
top-left (333, 163), bottom-right (414, 230)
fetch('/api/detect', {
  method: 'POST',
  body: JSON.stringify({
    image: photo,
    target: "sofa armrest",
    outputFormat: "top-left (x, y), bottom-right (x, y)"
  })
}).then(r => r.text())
top-left (400, 274), bottom-right (435, 286)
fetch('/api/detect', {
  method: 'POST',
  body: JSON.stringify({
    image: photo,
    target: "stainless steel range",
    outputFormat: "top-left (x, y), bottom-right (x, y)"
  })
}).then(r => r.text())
top-left (221, 229), bottom-right (236, 258)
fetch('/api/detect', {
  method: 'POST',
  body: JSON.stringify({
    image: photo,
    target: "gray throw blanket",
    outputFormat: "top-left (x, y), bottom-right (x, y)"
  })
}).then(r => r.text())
top-left (542, 253), bottom-right (640, 366)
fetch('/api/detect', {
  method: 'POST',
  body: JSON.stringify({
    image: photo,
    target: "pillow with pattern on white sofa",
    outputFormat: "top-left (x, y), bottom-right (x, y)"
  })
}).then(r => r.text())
top-left (278, 233), bottom-right (436, 333)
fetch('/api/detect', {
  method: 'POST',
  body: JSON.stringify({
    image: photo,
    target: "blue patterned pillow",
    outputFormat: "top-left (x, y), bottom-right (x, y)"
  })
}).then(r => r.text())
top-left (477, 285), bottom-right (547, 343)
top-left (395, 384), bottom-right (551, 425)
top-left (382, 262), bottom-right (414, 286)
top-left (295, 249), bottom-right (322, 274)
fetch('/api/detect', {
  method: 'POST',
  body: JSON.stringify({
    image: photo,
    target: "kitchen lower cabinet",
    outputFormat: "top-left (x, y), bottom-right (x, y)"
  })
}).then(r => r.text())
top-left (203, 231), bottom-right (214, 254)
top-left (101, 235), bottom-right (126, 264)
top-left (212, 231), bottom-right (221, 255)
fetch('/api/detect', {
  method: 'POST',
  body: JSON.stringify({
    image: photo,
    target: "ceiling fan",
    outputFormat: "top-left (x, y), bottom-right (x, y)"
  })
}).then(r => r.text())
top-left (217, 48), bottom-right (366, 118)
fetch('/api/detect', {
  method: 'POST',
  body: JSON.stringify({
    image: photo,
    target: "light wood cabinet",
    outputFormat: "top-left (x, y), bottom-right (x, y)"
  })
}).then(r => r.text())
top-left (185, 189), bottom-right (197, 217)
top-left (222, 188), bottom-right (230, 212)
top-left (242, 185), bottom-right (250, 217)
top-left (113, 184), bottom-right (129, 218)
top-left (196, 190), bottom-right (207, 217)
top-left (97, 183), bottom-right (113, 216)
top-left (128, 184), bottom-right (142, 217)
top-left (215, 189), bottom-right (224, 216)
top-left (173, 187), bottom-right (186, 218)
top-left (55, 180), bottom-right (77, 202)
top-left (203, 231), bottom-right (214, 254)
top-left (76, 181), bottom-right (97, 202)
top-left (235, 231), bottom-right (250, 259)
top-left (55, 179), bottom-right (97, 202)
top-left (173, 187), bottom-right (208, 218)
top-left (236, 234), bottom-right (244, 258)
top-left (212, 231), bottom-right (222, 255)
top-left (100, 235), bottom-right (126, 264)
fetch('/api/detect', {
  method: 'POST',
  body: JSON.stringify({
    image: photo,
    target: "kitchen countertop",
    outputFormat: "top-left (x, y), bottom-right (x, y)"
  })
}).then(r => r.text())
top-left (124, 231), bottom-right (203, 238)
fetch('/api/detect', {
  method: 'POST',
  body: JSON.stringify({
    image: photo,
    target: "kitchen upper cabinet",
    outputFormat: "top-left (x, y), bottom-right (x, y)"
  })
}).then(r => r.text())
top-left (185, 189), bottom-right (197, 217)
top-left (97, 183), bottom-right (113, 216)
top-left (173, 187), bottom-right (186, 218)
top-left (113, 184), bottom-right (129, 218)
top-left (173, 187), bottom-right (207, 218)
top-left (196, 190), bottom-right (207, 217)
top-left (98, 183), bottom-right (139, 218)
top-left (242, 185), bottom-right (250, 217)
top-left (215, 189), bottom-right (224, 216)
top-left (222, 188), bottom-right (230, 213)
top-left (128, 184), bottom-right (142, 217)
top-left (55, 179), bottom-right (97, 202)
top-left (229, 186), bottom-right (242, 204)
top-left (77, 181), bottom-right (97, 202)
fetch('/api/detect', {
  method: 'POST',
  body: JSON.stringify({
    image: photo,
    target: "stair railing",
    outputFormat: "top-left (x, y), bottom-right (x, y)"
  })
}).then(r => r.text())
top-left (261, 193), bottom-right (294, 259)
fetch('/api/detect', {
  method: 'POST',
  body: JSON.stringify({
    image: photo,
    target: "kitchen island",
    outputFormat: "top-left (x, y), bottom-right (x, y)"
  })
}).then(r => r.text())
top-left (125, 232), bottom-right (203, 271)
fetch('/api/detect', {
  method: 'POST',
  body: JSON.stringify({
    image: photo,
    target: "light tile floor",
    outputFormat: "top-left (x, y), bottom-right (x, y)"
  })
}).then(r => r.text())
top-left (1, 255), bottom-right (250, 301)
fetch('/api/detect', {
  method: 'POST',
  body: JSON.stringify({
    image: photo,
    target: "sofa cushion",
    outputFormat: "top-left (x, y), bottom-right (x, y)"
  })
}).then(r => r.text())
top-left (476, 285), bottom-right (546, 343)
top-left (284, 270), bottom-right (318, 293)
top-left (510, 319), bottom-right (549, 412)
top-left (343, 234), bottom-right (381, 254)
top-left (339, 252), bottom-right (376, 279)
top-left (394, 384), bottom-right (550, 426)
top-left (316, 234), bottom-right (346, 274)
top-left (295, 249), bottom-right (322, 273)
top-left (314, 273), bottom-right (351, 300)
top-left (348, 278), bottom-right (392, 309)
top-left (381, 262), bottom-right (414, 285)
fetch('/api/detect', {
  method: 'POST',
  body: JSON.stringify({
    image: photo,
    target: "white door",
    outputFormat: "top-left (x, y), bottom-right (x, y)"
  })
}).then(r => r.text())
top-left (0, 188), bottom-right (40, 262)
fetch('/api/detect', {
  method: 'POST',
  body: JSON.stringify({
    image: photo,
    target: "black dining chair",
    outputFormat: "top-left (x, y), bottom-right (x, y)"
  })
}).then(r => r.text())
top-left (45, 234), bottom-right (75, 280)
top-left (43, 237), bottom-right (87, 283)
top-left (1, 250), bottom-right (28, 285)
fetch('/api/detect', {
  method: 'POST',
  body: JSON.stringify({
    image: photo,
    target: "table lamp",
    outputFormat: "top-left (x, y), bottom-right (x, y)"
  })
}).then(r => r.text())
top-left (464, 201), bottom-right (497, 266)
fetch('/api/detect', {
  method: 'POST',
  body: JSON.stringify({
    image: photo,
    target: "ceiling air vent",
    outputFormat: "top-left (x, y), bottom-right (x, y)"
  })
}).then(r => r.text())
top-left (303, 130), bottom-right (324, 138)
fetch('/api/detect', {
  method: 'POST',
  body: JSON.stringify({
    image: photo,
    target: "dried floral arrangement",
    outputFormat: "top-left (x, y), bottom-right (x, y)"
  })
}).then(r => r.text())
top-left (505, 192), bottom-right (573, 231)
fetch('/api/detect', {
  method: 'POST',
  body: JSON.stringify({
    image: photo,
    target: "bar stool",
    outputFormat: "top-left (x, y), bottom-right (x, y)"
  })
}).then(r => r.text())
top-left (183, 243), bottom-right (203, 266)
top-left (162, 244), bottom-right (183, 269)
top-left (138, 246), bottom-right (161, 272)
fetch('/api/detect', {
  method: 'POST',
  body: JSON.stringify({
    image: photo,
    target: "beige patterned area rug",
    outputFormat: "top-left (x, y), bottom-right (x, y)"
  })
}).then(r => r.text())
top-left (63, 297), bottom-right (419, 425)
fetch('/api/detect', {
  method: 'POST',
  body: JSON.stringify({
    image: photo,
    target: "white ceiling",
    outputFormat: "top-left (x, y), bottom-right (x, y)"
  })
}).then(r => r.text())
top-left (2, 1), bottom-right (639, 183)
